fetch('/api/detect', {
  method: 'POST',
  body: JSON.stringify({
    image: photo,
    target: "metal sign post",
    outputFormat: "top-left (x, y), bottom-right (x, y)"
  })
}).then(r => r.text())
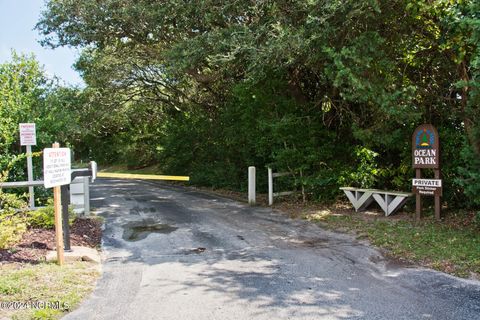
top-left (19, 123), bottom-right (36, 208)
top-left (43, 143), bottom-right (72, 265)
top-left (412, 124), bottom-right (442, 221)
top-left (59, 162), bottom-right (98, 251)
top-left (61, 184), bottom-right (71, 251)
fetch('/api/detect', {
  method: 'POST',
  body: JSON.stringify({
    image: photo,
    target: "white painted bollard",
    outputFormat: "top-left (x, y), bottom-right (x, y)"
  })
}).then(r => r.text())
top-left (248, 166), bottom-right (256, 205)
top-left (268, 168), bottom-right (273, 206)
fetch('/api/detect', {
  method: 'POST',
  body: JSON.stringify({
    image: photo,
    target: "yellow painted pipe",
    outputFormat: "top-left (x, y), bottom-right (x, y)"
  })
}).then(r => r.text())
top-left (97, 172), bottom-right (190, 181)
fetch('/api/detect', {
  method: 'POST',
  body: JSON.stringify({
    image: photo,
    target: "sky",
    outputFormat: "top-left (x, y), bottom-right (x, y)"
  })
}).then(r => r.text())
top-left (0, 0), bottom-right (84, 86)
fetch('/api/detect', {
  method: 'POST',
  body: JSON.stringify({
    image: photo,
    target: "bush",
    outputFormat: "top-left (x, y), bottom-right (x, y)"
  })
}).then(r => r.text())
top-left (0, 191), bottom-right (76, 249)
top-left (475, 212), bottom-right (480, 229)
top-left (0, 211), bottom-right (27, 249)
top-left (338, 147), bottom-right (379, 188)
top-left (456, 143), bottom-right (480, 208)
top-left (26, 199), bottom-right (76, 229)
top-left (0, 191), bottom-right (26, 210)
top-left (0, 191), bottom-right (28, 249)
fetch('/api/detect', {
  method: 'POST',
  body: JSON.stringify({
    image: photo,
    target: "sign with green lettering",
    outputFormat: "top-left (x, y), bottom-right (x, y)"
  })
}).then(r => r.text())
top-left (412, 124), bottom-right (440, 169)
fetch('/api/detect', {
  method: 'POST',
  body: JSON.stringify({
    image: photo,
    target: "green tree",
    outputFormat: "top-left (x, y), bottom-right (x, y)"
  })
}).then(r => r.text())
top-left (0, 52), bottom-right (84, 193)
top-left (36, 0), bottom-right (480, 210)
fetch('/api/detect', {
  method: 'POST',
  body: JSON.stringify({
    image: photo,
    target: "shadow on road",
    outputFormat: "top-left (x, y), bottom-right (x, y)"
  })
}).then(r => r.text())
top-left (68, 179), bottom-right (480, 320)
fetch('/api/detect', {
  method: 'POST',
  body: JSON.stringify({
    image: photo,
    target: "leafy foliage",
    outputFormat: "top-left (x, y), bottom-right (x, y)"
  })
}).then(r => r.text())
top-left (0, 52), bottom-right (88, 205)
top-left (0, 191), bottom-right (28, 249)
top-left (25, 198), bottom-right (75, 230)
top-left (0, 211), bottom-right (27, 250)
top-left (28, 0), bottom-right (480, 213)
top-left (457, 144), bottom-right (480, 208)
top-left (339, 147), bottom-right (379, 189)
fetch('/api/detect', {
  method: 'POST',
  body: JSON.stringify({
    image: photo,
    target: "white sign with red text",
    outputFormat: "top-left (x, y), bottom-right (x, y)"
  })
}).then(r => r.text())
top-left (19, 123), bottom-right (37, 146)
top-left (43, 148), bottom-right (71, 188)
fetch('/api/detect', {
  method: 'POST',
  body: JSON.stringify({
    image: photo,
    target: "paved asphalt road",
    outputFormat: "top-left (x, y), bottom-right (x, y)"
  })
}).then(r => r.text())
top-left (64, 179), bottom-right (480, 320)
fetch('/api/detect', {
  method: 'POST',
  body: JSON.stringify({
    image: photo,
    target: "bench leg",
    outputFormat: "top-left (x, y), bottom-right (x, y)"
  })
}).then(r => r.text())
top-left (343, 190), bottom-right (374, 212)
top-left (372, 194), bottom-right (409, 216)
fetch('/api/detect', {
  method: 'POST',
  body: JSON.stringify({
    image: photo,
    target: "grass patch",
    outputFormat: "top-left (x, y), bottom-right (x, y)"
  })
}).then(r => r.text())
top-left (306, 211), bottom-right (480, 278)
top-left (0, 262), bottom-right (100, 319)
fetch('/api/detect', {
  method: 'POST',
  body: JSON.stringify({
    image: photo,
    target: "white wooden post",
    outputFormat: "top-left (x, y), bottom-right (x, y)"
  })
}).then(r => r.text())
top-left (26, 145), bottom-right (35, 208)
top-left (268, 168), bottom-right (273, 206)
top-left (248, 166), bottom-right (256, 205)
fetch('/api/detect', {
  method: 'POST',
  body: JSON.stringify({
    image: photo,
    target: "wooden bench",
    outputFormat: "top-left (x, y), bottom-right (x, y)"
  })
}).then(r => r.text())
top-left (340, 187), bottom-right (413, 216)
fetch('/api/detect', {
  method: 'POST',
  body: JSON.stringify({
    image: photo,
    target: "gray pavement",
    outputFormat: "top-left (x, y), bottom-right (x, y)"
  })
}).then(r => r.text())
top-left (64, 179), bottom-right (480, 320)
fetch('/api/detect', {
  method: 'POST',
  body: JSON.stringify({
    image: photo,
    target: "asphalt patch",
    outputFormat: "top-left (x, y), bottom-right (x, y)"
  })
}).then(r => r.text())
top-left (122, 220), bottom-right (178, 241)
top-left (191, 247), bottom-right (207, 254)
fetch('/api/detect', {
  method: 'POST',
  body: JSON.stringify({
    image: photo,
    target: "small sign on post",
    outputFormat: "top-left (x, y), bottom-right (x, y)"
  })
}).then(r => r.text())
top-left (412, 124), bottom-right (442, 221)
top-left (19, 123), bottom-right (37, 146)
top-left (43, 147), bottom-right (72, 188)
top-left (412, 179), bottom-right (442, 196)
top-left (19, 123), bottom-right (36, 208)
top-left (43, 143), bottom-right (71, 266)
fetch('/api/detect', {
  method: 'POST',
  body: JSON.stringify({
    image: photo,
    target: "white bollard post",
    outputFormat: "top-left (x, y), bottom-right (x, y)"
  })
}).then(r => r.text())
top-left (248, 166), bottom-right (256, 205)
top-left (268, 168), bottom-right (273, 206)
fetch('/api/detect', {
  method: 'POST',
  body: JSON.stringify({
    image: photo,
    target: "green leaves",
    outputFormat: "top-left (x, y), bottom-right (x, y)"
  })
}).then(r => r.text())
top-left (339, 147), bottom-right (379, 189)
top-left (0, 52), bottom-right (46, 153)
top-left (31, 0), bottom-right (480, 209)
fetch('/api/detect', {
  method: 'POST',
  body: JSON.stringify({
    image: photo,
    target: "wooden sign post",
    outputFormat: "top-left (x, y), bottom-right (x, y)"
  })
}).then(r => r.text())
top-left (53, 173), bottom-right (65, 265)
top-left (412, 124), bottom-right (442, 221)
top-left (43, 143), bottom-right (72, 265)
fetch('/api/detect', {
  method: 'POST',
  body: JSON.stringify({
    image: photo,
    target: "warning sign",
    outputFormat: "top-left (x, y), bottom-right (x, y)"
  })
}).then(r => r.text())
top-left (19, 123), bottom-right (36, 146)
top-left (43, 148), bottom-right (71, 188)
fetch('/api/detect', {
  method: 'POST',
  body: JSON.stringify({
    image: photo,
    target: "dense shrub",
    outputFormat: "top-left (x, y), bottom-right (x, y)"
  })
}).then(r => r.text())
top-left (26, 199), bottom-right (76, 229)
top-left (0, 192), bottom-right (28, 249)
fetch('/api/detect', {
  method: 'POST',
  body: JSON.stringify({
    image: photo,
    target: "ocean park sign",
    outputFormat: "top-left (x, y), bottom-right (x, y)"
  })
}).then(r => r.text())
top-left (412, 124), bottom-right (442, 221)
top-left (412, 124), bottom-right (439, 169)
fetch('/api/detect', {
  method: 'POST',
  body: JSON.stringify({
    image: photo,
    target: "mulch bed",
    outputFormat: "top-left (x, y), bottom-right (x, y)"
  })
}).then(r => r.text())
top-left (0, 218), bottom-right (102, 264)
